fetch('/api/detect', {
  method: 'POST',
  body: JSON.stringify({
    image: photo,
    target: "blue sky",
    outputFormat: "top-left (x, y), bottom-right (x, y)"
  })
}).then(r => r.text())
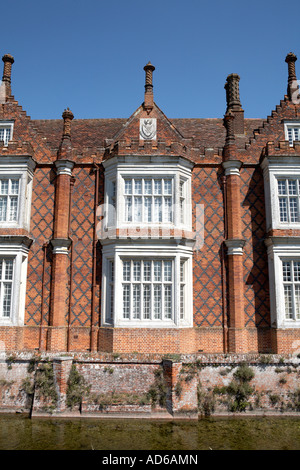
top-left (0, 0), bottom-right (299, 120)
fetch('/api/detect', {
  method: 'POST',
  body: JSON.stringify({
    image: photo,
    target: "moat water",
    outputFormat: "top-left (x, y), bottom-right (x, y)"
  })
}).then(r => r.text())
top-left (0, 414), bottom-right (299, 450)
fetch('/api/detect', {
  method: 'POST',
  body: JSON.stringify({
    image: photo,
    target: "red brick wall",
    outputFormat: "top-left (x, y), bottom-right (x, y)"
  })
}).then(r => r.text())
top-left (192, 166), bottom-right (224, 328)
top-left (240, 166), bottom-right (270, 331)
top-left (25, 166), bottom-right (54, 328)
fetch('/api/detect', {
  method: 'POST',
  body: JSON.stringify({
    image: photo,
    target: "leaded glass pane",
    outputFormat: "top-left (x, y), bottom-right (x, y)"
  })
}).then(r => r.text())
top-left (284, 285), bottom-right (293, 319)
top-left (123, 285), bottom-right (130, 319)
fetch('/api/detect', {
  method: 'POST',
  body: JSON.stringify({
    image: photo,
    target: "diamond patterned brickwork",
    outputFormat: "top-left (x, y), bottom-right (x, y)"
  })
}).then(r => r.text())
top-left (69, 166), bottom-right (99, 327)
top-left (240, 166), bottom-right (270, 328)
top-left (192, 166), bottom-right (225, 327)
top-left (25, 166), bottom-right (54, 326)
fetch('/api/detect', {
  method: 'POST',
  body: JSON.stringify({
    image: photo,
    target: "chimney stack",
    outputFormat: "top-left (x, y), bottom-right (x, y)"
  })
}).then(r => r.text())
top-left (224, 73), bottom-right (244, 135)
top-left (225, 73), bottom-right (242, 111)
top-left (223, 110), bottom-right (236, 161)
top-left (57, 108), bottom-right (74, 160)
top-left (143, 61), bottom-right (155, 113)
top-left (2, 54), bottom-right (14, 99)
top-left (62, 108), bottom-right (74, 138)
top-left (285, 52), bottom-right (299, 102)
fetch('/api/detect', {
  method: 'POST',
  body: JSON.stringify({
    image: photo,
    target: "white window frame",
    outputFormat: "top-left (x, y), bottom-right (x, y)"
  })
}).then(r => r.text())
top-left (0, 157), bottom-right (35, 230)
top-left (121, 258), bottom-right (174, 321)
top-left (261, 156), bottom-right (300, 231)
top-left (277, 177), bottom-right (300, 224)
top-left (0, 177), bottom-right (21, 224)
top-left (266, 238), bottom-right (300, 329)
top-left (284, 121), bottom-right (300, 146)
top-left (0, 240), bottom-right (29, 326)
top-left (0, 257), bottom-right (14, 319)
top-left (0, 121), bottom-right (13, 146)
top-left (101, 243), bottom-right (193, 328)
top-left (102, 156), bottom-right (193, 234)
top-left (123, 176), bottom-right (174, 224)
top-left (282, 259), bottom-right (300, 321)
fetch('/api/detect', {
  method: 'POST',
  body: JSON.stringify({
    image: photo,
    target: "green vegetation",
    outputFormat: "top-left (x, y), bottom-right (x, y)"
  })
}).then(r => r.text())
top-left (197, 382), bottom-right (215, 417)
top-left (88, 391), bottom-right (150, 410)
top-left (66, 364), bottom-right (90, 410)
top-left (146, 368), bottom-right (168, 408)
top-left (212, 363), bottom-right (255, 412)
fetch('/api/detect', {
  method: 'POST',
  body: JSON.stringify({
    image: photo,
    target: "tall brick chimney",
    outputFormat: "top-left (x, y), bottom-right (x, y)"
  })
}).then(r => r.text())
top-left (62, 107), bottom-right (74, 137)
top-left (223, 109), bottom-right (236, 160)
top-left (224, 73), bottom-right (244, 135)
top-left (143, 61), bottom-right (155, 113)
top-left (2, 54), bottom-right (14, 99)
top-left (57, 108), bottom-right (74, 160)
top-left (285, 52), bottom-right (299, 102)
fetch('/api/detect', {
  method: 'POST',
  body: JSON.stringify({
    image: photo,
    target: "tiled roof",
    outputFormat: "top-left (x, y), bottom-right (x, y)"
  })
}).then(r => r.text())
top-left (31, 117), bottom-right (264, 153)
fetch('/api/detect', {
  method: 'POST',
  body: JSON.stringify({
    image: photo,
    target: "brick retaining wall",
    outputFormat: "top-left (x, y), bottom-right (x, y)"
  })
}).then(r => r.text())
top-left (0, 352), bottom-right (299, 418)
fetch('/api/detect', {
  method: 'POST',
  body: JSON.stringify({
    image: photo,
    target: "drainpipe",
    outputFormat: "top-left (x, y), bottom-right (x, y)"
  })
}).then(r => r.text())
top-left (39, 242), bottom-right (48, 351)
top-left (67, 177), bottom-right (75, 351)
top-left (90, 163), bottom-right (100, 351)
top-left (221, 174), bottom-right (228, 353)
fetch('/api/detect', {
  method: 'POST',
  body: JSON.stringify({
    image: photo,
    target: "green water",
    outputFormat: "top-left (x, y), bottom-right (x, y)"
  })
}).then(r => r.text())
top-left (0, 414), bottom-right (300, 450)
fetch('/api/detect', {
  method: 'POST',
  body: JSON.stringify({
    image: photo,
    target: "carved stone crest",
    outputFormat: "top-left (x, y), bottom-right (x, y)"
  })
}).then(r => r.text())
top-left (139, 118), bottom-right (157, 140)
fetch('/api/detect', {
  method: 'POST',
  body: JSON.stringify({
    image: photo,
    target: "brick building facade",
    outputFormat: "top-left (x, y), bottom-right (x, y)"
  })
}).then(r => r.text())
top-left (0, 52), bottom-right (300, 356)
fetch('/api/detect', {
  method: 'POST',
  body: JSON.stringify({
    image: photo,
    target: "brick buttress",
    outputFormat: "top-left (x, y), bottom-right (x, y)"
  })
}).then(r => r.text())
top-left (48, 109), bottom-right (74, 351)
top-left (223, 111), bottom-right (246, 352)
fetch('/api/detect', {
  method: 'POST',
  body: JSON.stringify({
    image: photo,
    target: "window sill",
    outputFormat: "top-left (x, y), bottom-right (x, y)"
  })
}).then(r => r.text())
top-left (0, 318), bottom-right (16, 327)
top-left (110, 321), bottom-right (192, 328)
top-left (277, 321), bottom-right (300, 329)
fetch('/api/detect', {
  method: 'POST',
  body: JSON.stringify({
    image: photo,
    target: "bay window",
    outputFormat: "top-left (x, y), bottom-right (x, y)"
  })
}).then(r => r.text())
top-left (100, 154), bottom-right (194, 328)
top-left (0, 149), bottom-right (35, 326)
top-left (102, 155), bottom-right (193, 233)
top-left (0, 240), bottom-right (30, 326)
top-left (265, 238), bottom-right (300, 328)
top-left (102, 246), bottom-right (193, 328)
top-left (262, 153), bottom-right (300, 329)
top-left (0, 156), bottom-right (35, 230)
top-left (261, 155), bottom-right (300, 231)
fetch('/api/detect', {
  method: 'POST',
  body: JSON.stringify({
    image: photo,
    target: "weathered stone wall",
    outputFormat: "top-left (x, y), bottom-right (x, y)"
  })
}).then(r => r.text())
top-left (0, 352), bottom-right (299, 418)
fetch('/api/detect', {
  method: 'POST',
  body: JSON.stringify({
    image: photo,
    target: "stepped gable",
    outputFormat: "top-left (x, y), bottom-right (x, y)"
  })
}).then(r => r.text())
top-left (240, 52), bottom-right (300, 163)
top-left (241, 96), bottom-right (296, 163)
top-left (0, 54), bottom-right (53, 163)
